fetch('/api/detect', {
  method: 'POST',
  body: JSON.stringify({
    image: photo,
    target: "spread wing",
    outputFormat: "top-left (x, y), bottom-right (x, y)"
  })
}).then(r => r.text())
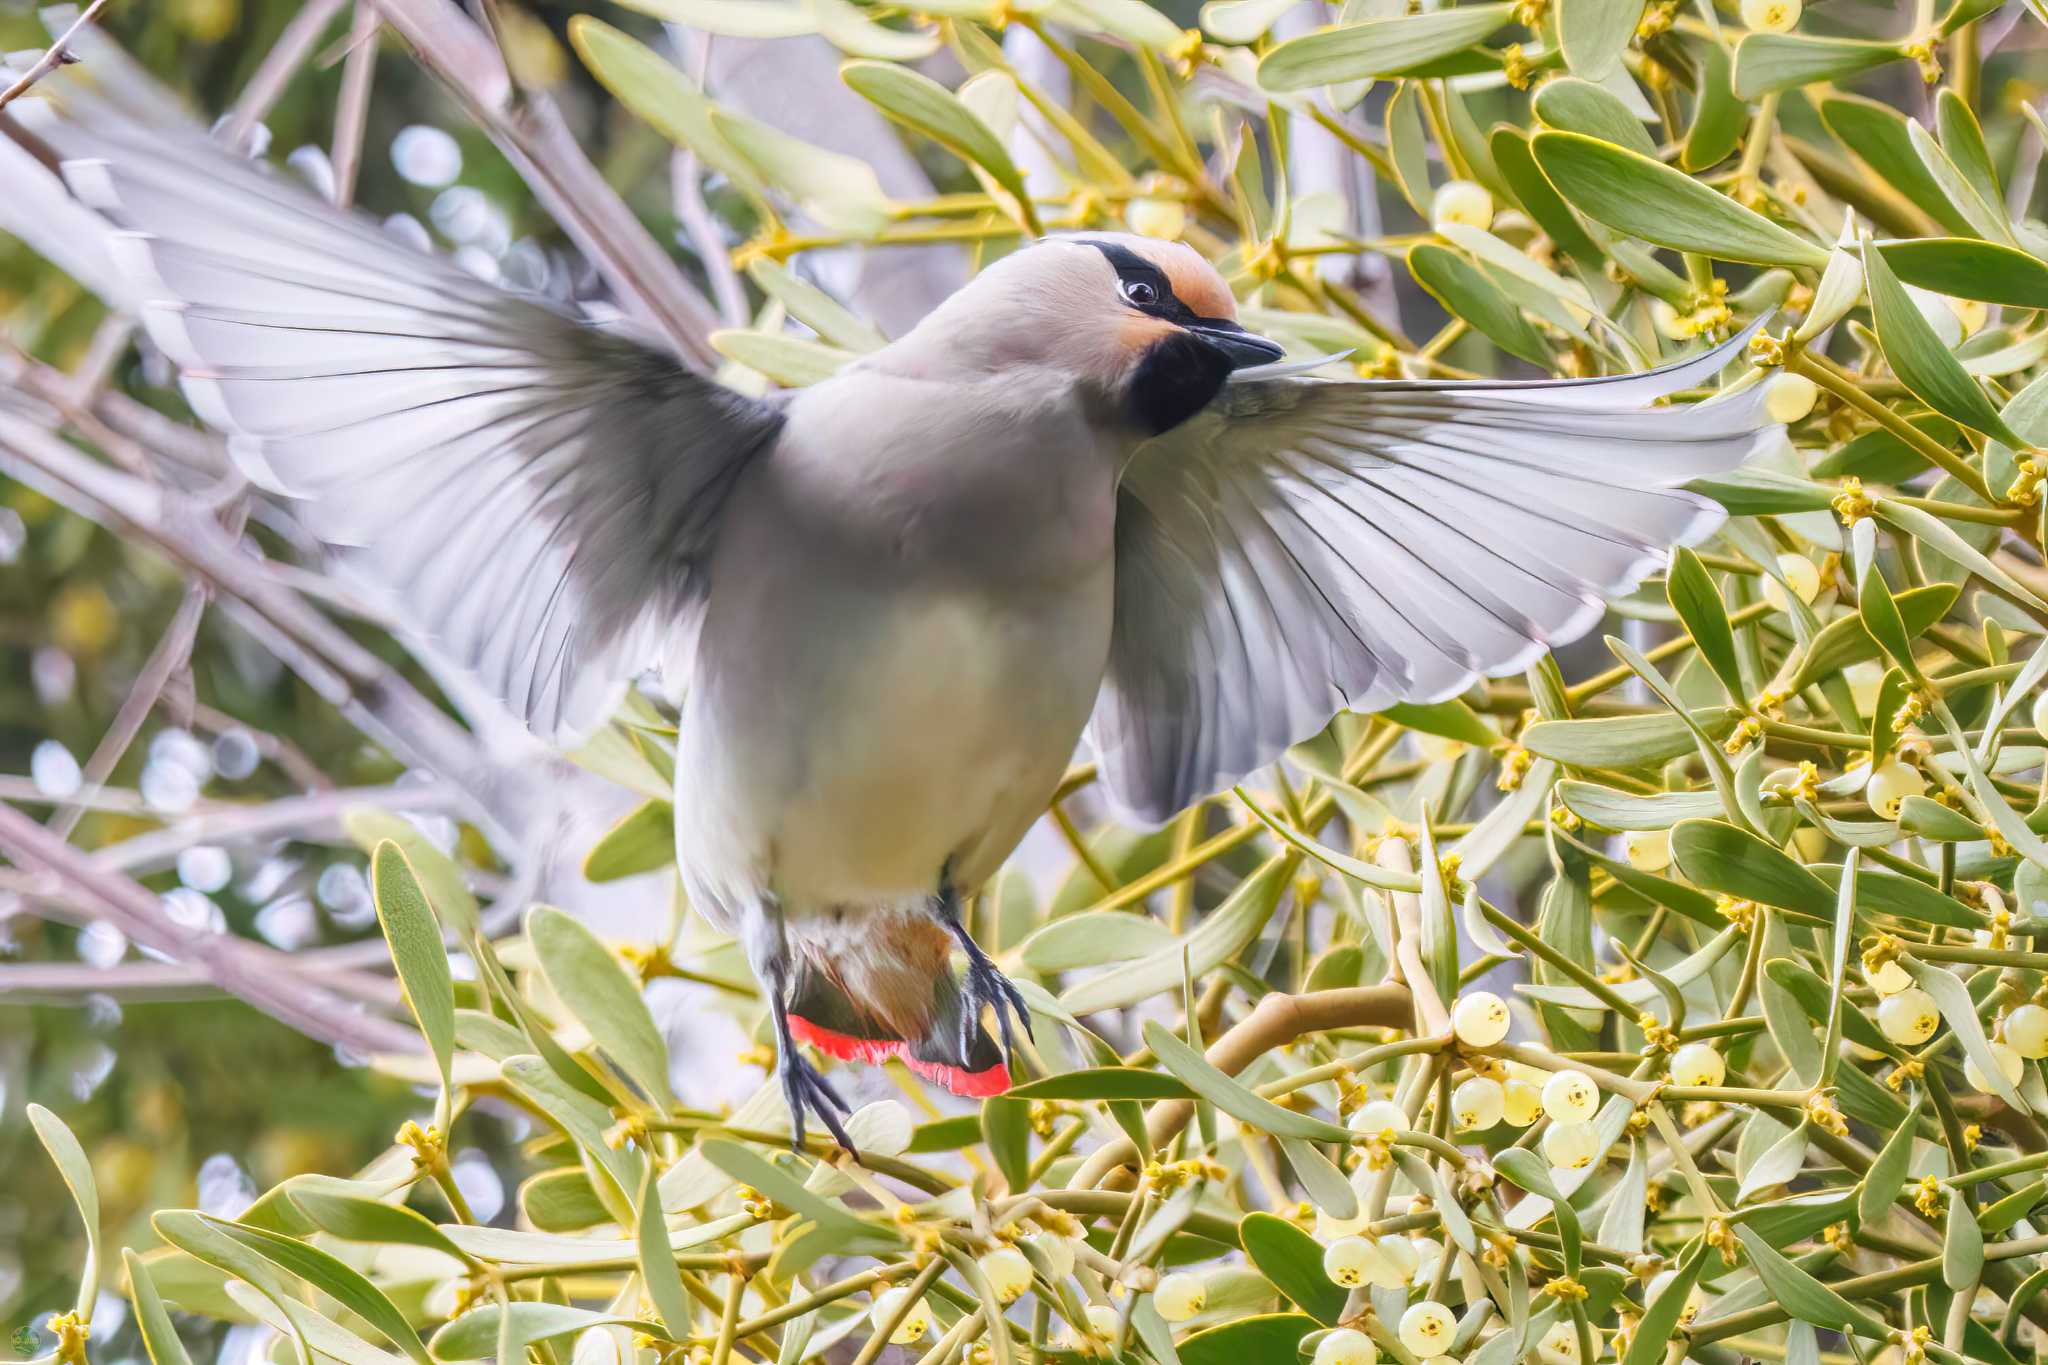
top-left (13, 87), bottom-right (781, 742)
top-left (1089, 324), bottom-right (1778, 824)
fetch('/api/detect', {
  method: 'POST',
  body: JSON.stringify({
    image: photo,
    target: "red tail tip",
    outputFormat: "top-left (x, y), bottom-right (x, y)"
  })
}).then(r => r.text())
top-left (788, 1015), bottom-right (1011, 1097)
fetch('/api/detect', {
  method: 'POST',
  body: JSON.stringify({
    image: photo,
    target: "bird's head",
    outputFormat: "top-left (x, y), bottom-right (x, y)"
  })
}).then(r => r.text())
top-left (894, 232), bottom-right (1284, 434)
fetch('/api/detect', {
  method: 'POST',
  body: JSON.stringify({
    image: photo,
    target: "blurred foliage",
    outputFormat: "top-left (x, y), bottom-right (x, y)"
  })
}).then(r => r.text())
top-left (21, 0), bottom-right (2048, 1364)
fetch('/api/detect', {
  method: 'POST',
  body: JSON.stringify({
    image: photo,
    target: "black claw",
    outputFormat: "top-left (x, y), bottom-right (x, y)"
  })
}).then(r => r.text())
top-left (774, 1000), bottom-right (860, 1161)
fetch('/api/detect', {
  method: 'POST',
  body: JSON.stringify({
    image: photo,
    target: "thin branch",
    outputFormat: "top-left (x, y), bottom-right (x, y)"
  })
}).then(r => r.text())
top-left (0, 0), bottom-right (115, 114)
top-left (0, 800), bottom-right (419, 1052)
top-left (330, 2), bottom-right (380, 208)
top-left (217, 0), bottom-right (352, 152)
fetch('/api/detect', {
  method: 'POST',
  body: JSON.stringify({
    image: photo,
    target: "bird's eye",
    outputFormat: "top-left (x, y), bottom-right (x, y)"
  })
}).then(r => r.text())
top-left (1121, 278), bottom-right (1159, 307)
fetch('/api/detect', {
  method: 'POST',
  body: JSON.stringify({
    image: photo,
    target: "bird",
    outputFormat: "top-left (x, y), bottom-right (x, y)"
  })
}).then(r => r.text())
top-left (8, 84), bottom-right (1779, 1153)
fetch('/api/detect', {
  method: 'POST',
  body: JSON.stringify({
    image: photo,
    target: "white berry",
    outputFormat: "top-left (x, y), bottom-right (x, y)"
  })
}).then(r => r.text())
top-left (1542, 1069), bottom-right (1600, 1123)
top-left (1431, 180), bottom-right (1493, 232)
top-left (1153, 1271), bottom-right (1206, 1323)
top-left (1312, 1328), bottom-right (1379, 1365)
top-left (871, 1288), bottom-right (931, 1343)
top-left (1877, 987), bottom-right (1940, 1046)
top-left (1763, 373), bottom-right (1820, 424)
top-left (1371, 1233), bottom-right (1420, 1289)
top-left (1410, 1235), bottom-right (1444, 1287)
top-left (2005, 1003), bottom-right (2048, 1059)
top-left (1670, 1042), bottom-right (1726, 1088)
top-left (1084, 1303), bottom-right (1119, 1341)
top-left (1323, 1236), bottom-right (1376, 1288)
top-left (1623, 828), bottom-right (1672, 872)
top-left (1502, 1077), bottom-right (1543, 1127)
top-left (1866, 959), bottom-right (1913, 996)
top-left (2031, 687), bottom-right (2048, 740)
top-left (1543, 1119), bottom-right (1606, 1171)
top-left (1399, 1301), bottom-right (1456, 1357)
top-left (1350, 1099), bottom-right (1407, 1140)
top-left (1124, 197), bottom-right (1186, 241)
top-left (1866, 759), bottom-right (1927, 818)
top-left (1452, 990), bottom-right (1512, 1046)
top-left (1452, 1076), bottom-right (1505, 1130)
top-left (1539, 1320), bottom-right (1586, 1363)
top-left (1760, 552), bottom-right (1822, 612)
top-left (980, 1245), bottom-right (1032, 1305)
top-left (1967, 1041), bottom-right (2025, 1093)
top-left (1740, 0), bottom-right (1800, 30)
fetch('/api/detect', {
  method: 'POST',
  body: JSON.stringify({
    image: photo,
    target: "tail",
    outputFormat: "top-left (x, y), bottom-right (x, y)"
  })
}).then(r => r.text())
top-left (786, 947), bottom-right (1011, 1099)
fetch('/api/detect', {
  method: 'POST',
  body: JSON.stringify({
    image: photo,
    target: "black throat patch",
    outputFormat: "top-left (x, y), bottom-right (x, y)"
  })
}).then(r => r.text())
top-left (1128, 330), bottom-right (1234, 435)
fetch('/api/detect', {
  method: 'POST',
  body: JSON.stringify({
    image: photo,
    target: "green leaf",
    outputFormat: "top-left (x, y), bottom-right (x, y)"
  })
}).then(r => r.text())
top-left (1494, 1148), bottom-right (1582, 1273)
top-left (1558, 0), bottom-right (1642, 81)
top-left (430, 1305), bottom-right (669, 1361)
top-left (709, 330), bottom-right (855, 387)
top-left (1492, 127), bottom-right (1602, 263)
top-left (1281, 1137), bottom-right (1358, 1222)
top-left (1533, 78), bottom-right (1655, 157)
top-left (1859, 566), bottom-right (1928, 687)
top-left (1408, 244), bottom-right (1553, 368)
top-left (28, 1104), bottom-right (100, 1316)
top-left (634, 1165), bottom-right (692, 1334)
top-left (1532, 132), bottom-right (1829, 268)
top-left (1668, 548), bottom-right (1744, 702)
top-left (1733, 1226), bottom-right (1889, 1336)
top-left (1864, 237), bottom-right (2024, 446)
top-left (1907, 960), bottom-right (2030, 1114)
top-left (203, 1218), bottom-right (430, 1365)
top-left (1018, 909), bottom-right (1178, 972)
top-left (1380, 698), bottom-right (1501, 748)
top-left (370, 843), bottom-right (455, 1106)
top-left (344, 807), bottom-right (477, 935)
top-left (1935, 89), bottom-right (2006, 233)
top-left (1522, 707), bottom-right (1744, 768)
top-left (1877, 238), bottom-right (2048, 310)
top-left (1859, 1097), bottom-right (1922, 1227)
top-left (1007, 1068), bottom-right (1197, 1101)
top-left (1670, 819), bottom-right (1834, 918)
top-left (123, 1250), bottom-right (194, 1365)
top-left (1782, 584), bottom-right (1958, 692)
top-left (710, 109), bottom-right (893, 235)
top-left (1144, 1020), bottom-right (1351, 1142)
top-left (744, 260), bottom-right (888, 353)
top-left (1258, 4), bottom-right (1516, 88)
top-left (1899, 795), bottom-right (1986, 841)
top-left (1060, 859), bottom-right (1291, 1013)
top-left (1821, 96), bottom-right (1976, 236)
top-left (1820, 850), bottom-right (1858, 1080)
top-left (581, 799), bottom-right (676, 883)
top-left (1944, 1176), bottom-right (1986, 1290)
top-left (1734, 33), bottom-right (1902, 99)
top-left (840, 61), bottom-right (1038, 233)
top-left (1238, 1213), bottom-right (1347, 1325)
top-left (1682, 42), bottom-right (1744, 171)
top-left (1201, 0), bottom-right (1303, 43)
top-left (500, 1054), bottom-right (646, 1208)
top-left (567, 18), bottom-right (764, 195)
top-left (1557, 782), bottom-right (1724, 831)
top-left (1687, 468), bottom-right (1836, 516)
top-left (1810, 863), bottom-right (1981, 931)
top-left (982, 1096), bottom-right (1033, 1193)
top-left (1624, 1244), bottom-right (1706, 1365)
top-left (528, 905), bottom-right (674, 1106)
top-left (286, 1189), bottom-right (468, 1263)
top-left (1178, 1314), bottom-right (1323, 1365)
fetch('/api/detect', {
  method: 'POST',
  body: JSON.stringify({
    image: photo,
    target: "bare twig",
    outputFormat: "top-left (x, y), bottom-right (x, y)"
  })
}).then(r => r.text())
top-left (330, 2), bottom-right (380, 207)
top-left (0, 0), bottom-right (115, 114)
top-left (0, 800), bottom-right (418, 1052)
top-left (217, 0), bottom-right (352, 152)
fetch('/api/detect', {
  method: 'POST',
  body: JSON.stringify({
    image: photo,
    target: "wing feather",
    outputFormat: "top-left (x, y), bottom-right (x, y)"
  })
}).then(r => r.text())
top-left (1091, 323), bottom-right (1778, 823)
top-left (19, 86), bottom-right (782, 742)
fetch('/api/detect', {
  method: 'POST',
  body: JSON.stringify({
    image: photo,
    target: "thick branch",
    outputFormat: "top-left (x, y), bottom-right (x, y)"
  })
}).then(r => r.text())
top-left (1068, 983), bottom-right (1414, 1190)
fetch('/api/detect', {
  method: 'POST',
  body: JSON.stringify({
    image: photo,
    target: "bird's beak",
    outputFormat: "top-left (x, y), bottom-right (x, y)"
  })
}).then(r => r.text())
top-left (1187, 319), bottom-right (1286, 370)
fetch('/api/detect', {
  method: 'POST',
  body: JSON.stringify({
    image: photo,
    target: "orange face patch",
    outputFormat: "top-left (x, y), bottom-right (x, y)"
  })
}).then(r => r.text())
top-left (1159, 251), bottom-right (1236, 321)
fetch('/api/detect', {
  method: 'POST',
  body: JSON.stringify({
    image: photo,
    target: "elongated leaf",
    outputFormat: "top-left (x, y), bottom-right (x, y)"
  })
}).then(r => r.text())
top-left (1624, 1244), bottom-right (1706, 1365)
top-left (1668, 549), bottom-right (1743, 701)
top-left (1532, 132), bottom-right (1829, 267)
top-left (1907, 960), bottom-right (2030, 1113)
top-left (1061, 859), bottom-right (1292, 1013)
top-left (30, 1105), bottom-right (100, 1316)
top-left (1859, 1098), bottom-right (1922, 1227)
top-left (1238, 1213), bottom-right (1347, 1325)
top-left (1879, 238), bottom-right (2048, 309)
top-left (1144, 1020), bottom-right (1351, 1141)
top-left (1179, 1314), bottom-right (1323, 1365)
top-left (1558, 0), bottom-right (1642, 81)
top-left (1495, 1149), bottom-right (1582, 1272)
top-left (582, 800), bottom-right (676, 883)
top-left (1522, 707), bottom-right (1743, 768)
top-left (1670, 820), bottom-right (1833, 918)
top-left (634, 1165), bottom-right (691, 1334)
top-left (1258, 5), bottom-right (1515, 88)
top-left (1409, 244), bottom-right (1552, 367)
top-left (344, 808), bottom-right (478, 935)
top-left (1822, 95), bottom-right (1976, 236)
top-left (1281, 1137), bottom-right (1358, 1221)
top-left (1533, 78), bottom-right (1655, 157)
top-left (431, 1306), bottom-right (669, 1361)
top-left (1008, 1068), bottom-right (1196, 1101)
top-left (1558, 782), bottom-right (1724, 831)
top-left (1735, 33), bottom-right (1902, 99)
top-left (841, 61), bottom-right (1037, 232)
top-left (1734, 1227), bottom-right (1889, 1336)
top-left (287, 1190), bottom-right (467, 1262)
top-left (529, 905), bottom-right (674, 1106)
top-left (1682, 42), bottom-right (1744, 171)
top-left (1865, 237), bottom-right (2023, 446)
top-left (204, 1219), bottom-right (430, 1365)
top-left (370, 843), bottom-right (454, 1103)
top-left (124, 1250), bottom-right (194, 1365)
top-left (1945, 1179), bottom-right (1986, 1290)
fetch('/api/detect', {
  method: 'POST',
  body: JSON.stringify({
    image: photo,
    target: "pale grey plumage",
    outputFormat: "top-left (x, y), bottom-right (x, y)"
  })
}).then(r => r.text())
top-left (9, 85), bottom-right (1781, 1130)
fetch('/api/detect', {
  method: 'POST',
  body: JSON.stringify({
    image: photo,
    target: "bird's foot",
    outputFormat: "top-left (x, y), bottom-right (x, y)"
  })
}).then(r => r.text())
top-left (952, 925), bottom-right (1033, 1063)
top-left (777, 1033), bottom-right (858, 1159)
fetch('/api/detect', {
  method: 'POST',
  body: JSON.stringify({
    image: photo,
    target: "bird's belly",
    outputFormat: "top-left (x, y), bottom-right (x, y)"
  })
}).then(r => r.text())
top-left (677, 571), bottom-right (1112, 914)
